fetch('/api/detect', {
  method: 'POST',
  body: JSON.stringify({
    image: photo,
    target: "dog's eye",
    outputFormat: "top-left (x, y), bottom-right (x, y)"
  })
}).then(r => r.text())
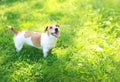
top-left (50, 26), bottom-right (52, 29)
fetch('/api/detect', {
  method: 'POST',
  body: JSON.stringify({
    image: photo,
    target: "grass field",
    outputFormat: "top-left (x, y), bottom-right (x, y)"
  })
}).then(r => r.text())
top-left (0, 0), bottom-right (120, 82)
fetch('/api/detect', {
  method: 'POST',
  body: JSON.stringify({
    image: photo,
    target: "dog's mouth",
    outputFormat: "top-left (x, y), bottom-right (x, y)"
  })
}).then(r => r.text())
top-left (51, 32), bottom-right (60, 38)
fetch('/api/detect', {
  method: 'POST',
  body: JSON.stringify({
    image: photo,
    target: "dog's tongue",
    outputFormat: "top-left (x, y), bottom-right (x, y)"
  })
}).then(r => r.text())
top-left (54, 33), bottom-right (60, 38)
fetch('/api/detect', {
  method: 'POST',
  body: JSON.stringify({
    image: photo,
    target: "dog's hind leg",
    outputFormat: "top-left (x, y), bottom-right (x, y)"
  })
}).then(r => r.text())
top-left (15, 43), bottom-right (23, 52)
top-left (14, 37), bottom-right (24, 52)
top-left (15, 42), bottom-right (24, 52)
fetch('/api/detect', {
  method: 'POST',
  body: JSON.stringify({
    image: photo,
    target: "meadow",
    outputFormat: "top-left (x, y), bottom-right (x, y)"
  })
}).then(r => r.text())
top-left (0, 0), bottom-right (120, 82)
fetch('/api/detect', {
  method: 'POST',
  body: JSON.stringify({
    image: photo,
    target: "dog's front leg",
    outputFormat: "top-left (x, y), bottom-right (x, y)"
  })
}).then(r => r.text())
top-left (43, 48), bottom-right (49, 58)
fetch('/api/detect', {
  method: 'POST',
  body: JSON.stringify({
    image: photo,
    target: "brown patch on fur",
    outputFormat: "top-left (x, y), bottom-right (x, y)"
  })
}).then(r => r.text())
top-left (24, 31), bottom-right (41, 47)
top-left (11, 27), bottom-right (19, 35)
top-left (44, 26), bottom-right (48, 32)
top-left (44, 26), bottom-right (50, 36)
top-left (56, 24), bottom-right (59, 27)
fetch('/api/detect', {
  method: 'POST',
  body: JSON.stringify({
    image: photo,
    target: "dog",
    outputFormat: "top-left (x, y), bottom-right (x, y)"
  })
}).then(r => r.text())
top-left (8, 24), bottom-right (60, 57)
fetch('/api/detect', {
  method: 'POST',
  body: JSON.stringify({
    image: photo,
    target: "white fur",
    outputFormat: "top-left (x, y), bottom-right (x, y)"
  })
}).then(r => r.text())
top-left (13, 31), bottom-right (57, 58)
top-left (8, 26), bottom-right (12, 29)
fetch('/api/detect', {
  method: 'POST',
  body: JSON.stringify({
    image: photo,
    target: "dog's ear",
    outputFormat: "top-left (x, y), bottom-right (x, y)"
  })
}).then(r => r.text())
top-left (56, 24), bottom-right (60, 27)
top-left (44, 26), bottom-right (48, 32)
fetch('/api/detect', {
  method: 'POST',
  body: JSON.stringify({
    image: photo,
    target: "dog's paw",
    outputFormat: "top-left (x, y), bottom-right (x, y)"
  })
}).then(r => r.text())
top-left (16, 49), bottom-right (20, 53)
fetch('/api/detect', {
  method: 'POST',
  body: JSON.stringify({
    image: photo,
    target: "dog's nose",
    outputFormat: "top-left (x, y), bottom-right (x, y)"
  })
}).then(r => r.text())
top-left (55, 28), bottom-right (58, 32)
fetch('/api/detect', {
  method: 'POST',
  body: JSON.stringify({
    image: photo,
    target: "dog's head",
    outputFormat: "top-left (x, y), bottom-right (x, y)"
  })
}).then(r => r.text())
top-left (45, 24), bottom-right (60, 38)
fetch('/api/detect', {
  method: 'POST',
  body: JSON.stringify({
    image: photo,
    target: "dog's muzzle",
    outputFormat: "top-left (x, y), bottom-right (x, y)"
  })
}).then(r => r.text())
top-left (51, 32), bottom-right (60, 38)
top-left (51, 28), bottom-right (60, 38)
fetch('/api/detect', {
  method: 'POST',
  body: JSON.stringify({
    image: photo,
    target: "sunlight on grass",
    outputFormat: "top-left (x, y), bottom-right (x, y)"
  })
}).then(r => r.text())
top-left (10, 61), bottom-right (43, 81)
top-left (0, 0), bottom-right (120, 82)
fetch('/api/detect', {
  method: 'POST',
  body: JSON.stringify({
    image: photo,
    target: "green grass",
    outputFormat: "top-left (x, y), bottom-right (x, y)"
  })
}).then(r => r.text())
top-left (0, 0), bottom-right (120, 82)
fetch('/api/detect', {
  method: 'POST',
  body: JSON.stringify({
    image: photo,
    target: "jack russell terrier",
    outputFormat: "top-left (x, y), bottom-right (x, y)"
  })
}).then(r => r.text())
top-left (8, 24), bottom-right (60, 58)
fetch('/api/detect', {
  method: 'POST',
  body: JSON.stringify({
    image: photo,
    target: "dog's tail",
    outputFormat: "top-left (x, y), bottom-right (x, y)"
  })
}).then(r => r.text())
top-left (8, 26), bottom-right (19, 35)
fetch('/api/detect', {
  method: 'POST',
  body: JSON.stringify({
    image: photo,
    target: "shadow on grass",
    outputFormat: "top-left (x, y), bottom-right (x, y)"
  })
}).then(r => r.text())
top-left (0, 0), bottom-right (27, 5)
top-left (0, 46), bottom-right (62, 82)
